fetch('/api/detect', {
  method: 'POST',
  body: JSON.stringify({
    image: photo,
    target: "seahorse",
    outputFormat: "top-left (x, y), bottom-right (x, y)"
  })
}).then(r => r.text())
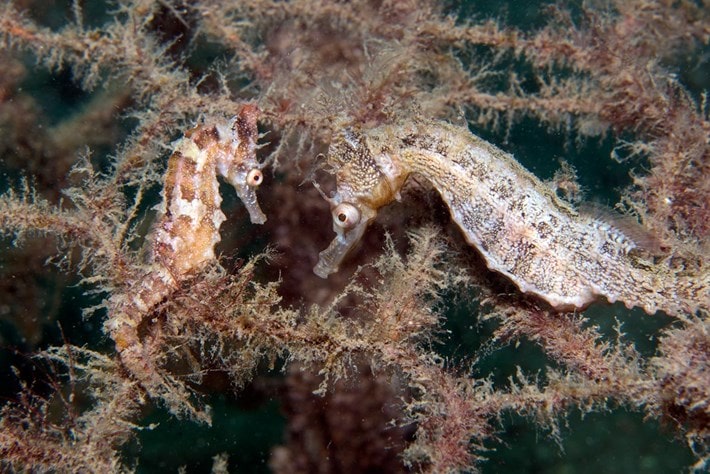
top-left (107, 104), bottom-right (266, 401)
top-left (151, 103), bottom-right (266, 273)
top-left (313, 119), bottom-right (708, 317)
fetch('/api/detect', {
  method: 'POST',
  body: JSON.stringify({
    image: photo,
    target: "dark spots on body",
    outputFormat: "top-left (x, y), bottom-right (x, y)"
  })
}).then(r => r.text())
top-left (600, 241), bottom-right (614, 256)
top-left (189, 126), bottom-right (220, 150)
top-left (234, 113), bottom-right (258, 140)
top-left (535, 221), bottom-right (553, 239)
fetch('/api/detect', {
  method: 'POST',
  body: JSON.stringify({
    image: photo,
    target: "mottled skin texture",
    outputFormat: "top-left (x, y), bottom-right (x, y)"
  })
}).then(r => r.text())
top-left (154, 104), bottom-right (266, 274)
top-left (316, 119), bottom-right (709, 316)
top-left (108, 104), bottom-right (265, 391)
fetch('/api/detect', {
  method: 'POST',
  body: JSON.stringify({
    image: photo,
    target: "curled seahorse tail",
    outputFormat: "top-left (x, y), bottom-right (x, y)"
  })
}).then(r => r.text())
top-left (105, 268), bottom-right (177, 391)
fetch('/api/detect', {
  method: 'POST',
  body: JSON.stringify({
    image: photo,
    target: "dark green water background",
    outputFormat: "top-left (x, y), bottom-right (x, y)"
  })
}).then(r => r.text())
top-left (1, 1), bottom-right (707, 472)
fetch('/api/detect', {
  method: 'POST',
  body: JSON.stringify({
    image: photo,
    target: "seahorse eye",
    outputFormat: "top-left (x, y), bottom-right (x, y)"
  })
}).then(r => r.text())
top-left (246, 169), bottom-right (263, 187)
top-left (333, 203), bottom-right (360, 230)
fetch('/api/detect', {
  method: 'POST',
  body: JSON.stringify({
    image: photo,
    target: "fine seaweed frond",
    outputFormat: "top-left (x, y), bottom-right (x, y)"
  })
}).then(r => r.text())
top-left (0, 1), bottom-right (707, 472)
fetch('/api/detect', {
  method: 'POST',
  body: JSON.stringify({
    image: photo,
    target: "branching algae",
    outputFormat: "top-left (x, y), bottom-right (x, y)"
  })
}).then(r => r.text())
top-left (1, 0), bottom-right (708, 471)
top-left (315, 119), bottom-right (709, 317)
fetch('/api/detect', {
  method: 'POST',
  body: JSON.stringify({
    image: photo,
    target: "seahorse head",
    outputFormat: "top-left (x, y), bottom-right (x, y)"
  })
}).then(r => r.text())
top-left (215, 104), bottom-right (267, 224)
top-left (314, 127), bottom-right (407, 278)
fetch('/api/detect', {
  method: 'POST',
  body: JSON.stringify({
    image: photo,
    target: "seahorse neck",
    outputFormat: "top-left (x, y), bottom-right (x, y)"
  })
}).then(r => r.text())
top-left (387, 121), bottom-right (494, 202)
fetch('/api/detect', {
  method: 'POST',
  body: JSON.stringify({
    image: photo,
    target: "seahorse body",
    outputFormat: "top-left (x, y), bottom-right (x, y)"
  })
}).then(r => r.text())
top-left (314, 119), bottom-right (708, 317)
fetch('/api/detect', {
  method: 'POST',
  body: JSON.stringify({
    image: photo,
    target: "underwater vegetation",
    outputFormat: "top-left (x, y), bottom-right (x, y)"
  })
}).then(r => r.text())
top-left (0, 0), bottom-right (708, 472)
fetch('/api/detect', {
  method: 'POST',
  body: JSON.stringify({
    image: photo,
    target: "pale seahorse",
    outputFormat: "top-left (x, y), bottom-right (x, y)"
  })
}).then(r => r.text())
top-left (107, 104), bottom-right (266, 400)
top-left (313, 119), bottom-right (708, 317)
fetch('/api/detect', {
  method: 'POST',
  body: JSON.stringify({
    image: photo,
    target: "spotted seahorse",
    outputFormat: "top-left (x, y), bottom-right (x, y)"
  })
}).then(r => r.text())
top-left (313, 119), bottom-right (708, 317)
top-left (107, 104), bottom-right (266, 399)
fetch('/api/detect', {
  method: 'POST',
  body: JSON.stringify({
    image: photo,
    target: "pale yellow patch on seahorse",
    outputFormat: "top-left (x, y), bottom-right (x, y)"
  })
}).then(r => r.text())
top-left (314, 119), bottom-right (709, 317)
